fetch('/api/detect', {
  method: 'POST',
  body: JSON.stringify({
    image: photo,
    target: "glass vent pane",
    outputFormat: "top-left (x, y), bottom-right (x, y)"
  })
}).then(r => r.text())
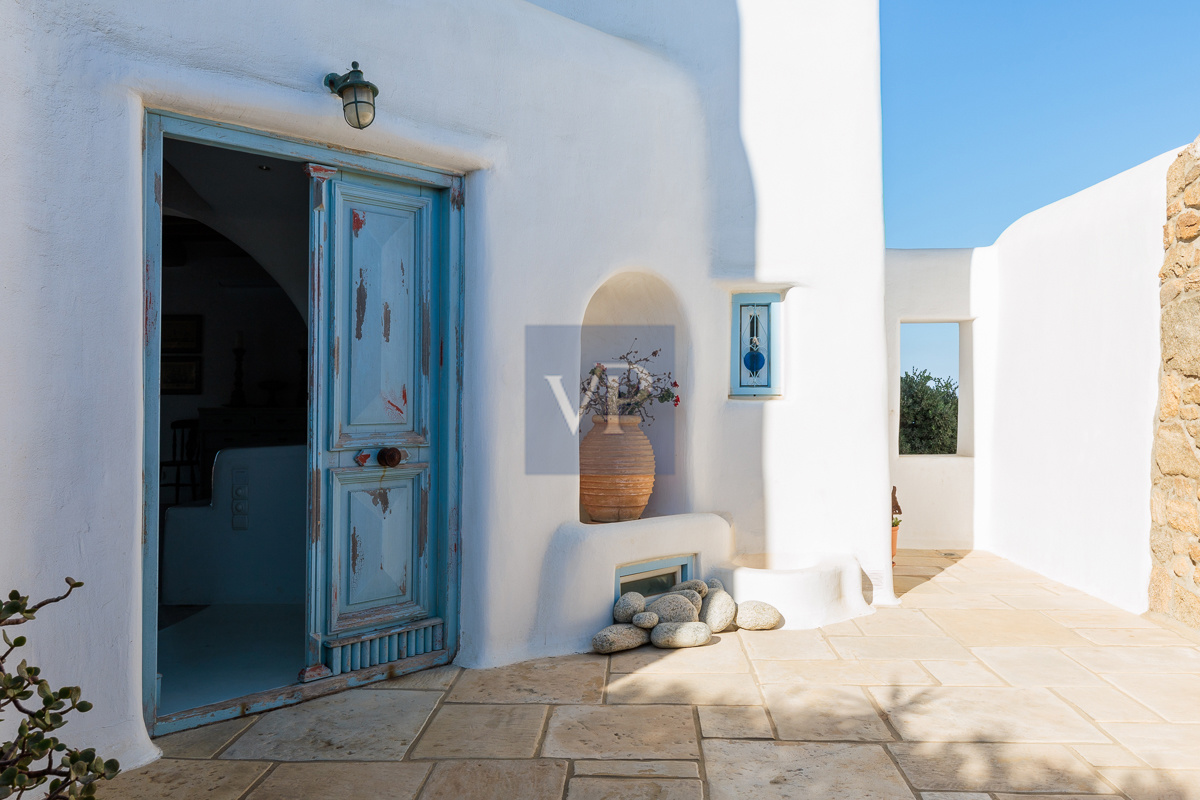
top-left (739, 303), bottom-right (770, 387)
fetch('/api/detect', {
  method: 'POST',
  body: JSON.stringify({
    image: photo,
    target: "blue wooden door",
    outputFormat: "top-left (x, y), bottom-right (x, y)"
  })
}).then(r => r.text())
top-left (304, 164), bottom-right (448, 679)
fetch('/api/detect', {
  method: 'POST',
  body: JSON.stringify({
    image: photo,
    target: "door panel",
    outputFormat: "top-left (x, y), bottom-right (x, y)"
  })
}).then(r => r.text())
top-left (305, 164), bottom-right (447, 679)
top-left (332, 183), bottom-right (431, 448)
top-left (328, 464), bottom-right (431, 632)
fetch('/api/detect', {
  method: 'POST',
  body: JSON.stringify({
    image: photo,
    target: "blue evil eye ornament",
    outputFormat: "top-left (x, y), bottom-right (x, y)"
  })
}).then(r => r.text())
top-left (743, 349), bottom-right (766, 376)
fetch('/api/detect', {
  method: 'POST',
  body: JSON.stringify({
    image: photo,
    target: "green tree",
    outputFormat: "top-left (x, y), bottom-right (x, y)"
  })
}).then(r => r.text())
top-left (899, 368), bottom-right (958, 455)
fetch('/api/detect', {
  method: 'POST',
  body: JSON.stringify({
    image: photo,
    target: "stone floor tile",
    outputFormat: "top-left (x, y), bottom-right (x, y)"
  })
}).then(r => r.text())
top-left (609, 633), bottom-right (749, 673)
top-left (1103, 674), bottom-right (1200, 722)
top-left (971, 647), bottom-right (1106, 686)
top-left (574, 761), bottom-right (701, 778)
top-left (854, 608), bottom-right (945, 637)
top-left (893, 555), bottom-right (957, 566)
top-left (738, 629), bottom-right (837, 660)
top-left (829, 635), bottom-right (972, 661)
top-left (920, 661), bottom-right (1006, 686)
top-left (542, 705), bottom-right (700, 760)
top-left (1045, 609), bottom-right (1160, 628)
top-left (1101, 722), bottom-right (1200, 769)
top-left (1078, 627), bottom-right (1193, 646)
top-left (418, 759), bottom-right (569, 800)
top-left (566, 777), bottom-right (704, 800)
top-left (409, 703), bottom-right (548, 759)
top-left (104, 758), bottom-right (271, 800)
top-left (1063, 646), bottom-right (1200, 673)
top-left (941, 581), bottom-right (1056, 596)
top-left (869, 686), bottom-right (1107, 742)
top-left (1053, 685), bottom-right (1164, 722)
top-left (992, 796), bottom-right (1122, 800)
top-left (887, 742), bottom-right (1107, 792)
top-left (900, 592), bottom-right (1012, 610)
top-left (895, 576), bottom-right (952, 595)
top-left (1099, 768), bottom-right (1200, 800)
top-left (446, 654), bottom-right (605, 704)
top-left (919, 794), bottom-right (990, 800)
top-left (762, 684), bottom-right (893, 741)
top-left (245, 762), bottom-right (431, 799)
top-left (820, 618), bottom-right (864, 636)
top-left (698, 705), bottom-right (774, 738)
top-left (755, 658), bottom-right (933, 685)
top-left (995, 593), bottom-right (1118, 610)
top-left (922, 609), bottom-right (1089, 647)
top-left (1071, 742), bottom-right (1145, 767)
top-left (606, 672), bottom-right (761, 705)
top-left (703, 739), bottom-right (914, 800)
top-left (154, 716), bottom-right (258, 759)
top-left (368, 663), bottom-right (461, 691)
top-left (220, 689), bottom-right (440, 761)
top-left (899, 548), bottom-right (967, 559)
top-left (894, 566), bottom-right (946, 577)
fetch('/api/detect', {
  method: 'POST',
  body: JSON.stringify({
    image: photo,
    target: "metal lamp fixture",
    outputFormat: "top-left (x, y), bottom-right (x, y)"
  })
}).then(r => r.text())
top-left (324, 61), bottom-right (379, 130)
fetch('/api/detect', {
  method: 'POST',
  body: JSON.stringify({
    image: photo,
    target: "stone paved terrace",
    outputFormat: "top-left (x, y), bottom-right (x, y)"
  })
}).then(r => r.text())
top-left (112, 550), bottom-right (1200, 799)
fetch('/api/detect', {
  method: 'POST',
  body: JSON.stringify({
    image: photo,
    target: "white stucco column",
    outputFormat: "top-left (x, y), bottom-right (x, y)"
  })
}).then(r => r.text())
top-left (737, 0), bottom-right (895, 602)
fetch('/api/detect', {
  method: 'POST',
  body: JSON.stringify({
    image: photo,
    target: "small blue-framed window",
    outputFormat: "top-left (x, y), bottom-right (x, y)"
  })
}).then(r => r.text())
top-left (615, 555), bottom-right (695, 601)
top-left (730, 292), bottom-right (783, 396)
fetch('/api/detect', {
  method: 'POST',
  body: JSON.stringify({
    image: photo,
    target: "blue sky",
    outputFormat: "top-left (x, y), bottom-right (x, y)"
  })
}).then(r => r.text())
top-left (883, 2), bottom-right (1200, 383)
top-left (883, 1), bottom-right (1200, 250)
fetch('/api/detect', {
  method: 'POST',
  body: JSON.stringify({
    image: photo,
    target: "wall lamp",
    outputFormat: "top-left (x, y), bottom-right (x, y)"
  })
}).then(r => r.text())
top-left (324, 61), bottom-right (379, 130)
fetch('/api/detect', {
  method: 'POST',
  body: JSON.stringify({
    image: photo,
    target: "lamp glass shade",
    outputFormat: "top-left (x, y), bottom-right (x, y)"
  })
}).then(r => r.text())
top-left (341, 84), bottom-right (376, 129)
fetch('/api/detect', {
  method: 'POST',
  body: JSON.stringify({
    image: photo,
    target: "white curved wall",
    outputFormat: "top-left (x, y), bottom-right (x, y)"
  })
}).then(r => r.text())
top-left (983, 150), bottom-right (1175, 612)
top-left (886, 149), bottom-right (1175, 613)
top-left (0, 0), bottom-right (886, 765)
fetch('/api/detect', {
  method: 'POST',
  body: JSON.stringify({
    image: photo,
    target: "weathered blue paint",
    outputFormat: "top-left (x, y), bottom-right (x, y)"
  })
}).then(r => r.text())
top-left (729, 292), bottom-right (784, 397)
top-left (140, 112), bottom-right (165, 732)
top-left (141, 112), bottom-right (464, 736)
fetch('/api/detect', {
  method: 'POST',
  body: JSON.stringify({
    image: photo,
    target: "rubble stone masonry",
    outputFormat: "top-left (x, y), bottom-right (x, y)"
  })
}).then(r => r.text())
top-left (1151, 137), bottom-right (1200, 629)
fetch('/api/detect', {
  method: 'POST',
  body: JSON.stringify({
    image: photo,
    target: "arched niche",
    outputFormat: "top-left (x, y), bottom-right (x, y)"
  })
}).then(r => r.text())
top-left (581, 271), bottom-right (691, 520)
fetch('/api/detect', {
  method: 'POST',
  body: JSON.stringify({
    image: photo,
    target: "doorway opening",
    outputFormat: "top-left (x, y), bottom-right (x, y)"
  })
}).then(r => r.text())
top-left (156, 139), bottom-right (309, 715)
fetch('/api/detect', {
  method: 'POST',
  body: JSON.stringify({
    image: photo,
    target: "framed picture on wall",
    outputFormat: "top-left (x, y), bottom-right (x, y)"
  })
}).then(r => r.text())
top-left (162, 315), bottom-right (204, 353)
top-left (162, 356), bottom-right (203, 395)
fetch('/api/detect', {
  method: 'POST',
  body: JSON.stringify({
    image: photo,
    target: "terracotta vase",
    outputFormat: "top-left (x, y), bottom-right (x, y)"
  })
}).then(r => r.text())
top-left (579, 415), bottom-right (655, 522)
top-left (891, 525), bottom-right (899, 566)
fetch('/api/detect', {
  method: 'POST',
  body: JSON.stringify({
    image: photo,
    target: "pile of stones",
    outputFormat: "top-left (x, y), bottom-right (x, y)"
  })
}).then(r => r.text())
top-left (591, 578), bottom-right (783, 653)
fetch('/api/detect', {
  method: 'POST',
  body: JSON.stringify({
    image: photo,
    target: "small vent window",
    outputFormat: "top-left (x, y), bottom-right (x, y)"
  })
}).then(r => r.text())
top-left (615, 555), bottom-right (694, 601)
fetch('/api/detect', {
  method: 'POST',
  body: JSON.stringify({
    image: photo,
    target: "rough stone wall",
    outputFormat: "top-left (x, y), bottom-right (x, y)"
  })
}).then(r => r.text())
top-left (1151, 137), bottom-right (1200, 629)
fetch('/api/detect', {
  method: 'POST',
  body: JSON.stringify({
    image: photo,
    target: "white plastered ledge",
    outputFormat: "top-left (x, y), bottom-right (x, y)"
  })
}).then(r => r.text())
top-left (532, 513), bottom-right (734, 657)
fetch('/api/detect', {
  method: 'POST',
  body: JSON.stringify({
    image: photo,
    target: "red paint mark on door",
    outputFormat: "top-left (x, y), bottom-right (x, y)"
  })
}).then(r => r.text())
top-left (352, 209), bottom-right (366, 236)
top-left (355, 270), bottom-right (367, 340)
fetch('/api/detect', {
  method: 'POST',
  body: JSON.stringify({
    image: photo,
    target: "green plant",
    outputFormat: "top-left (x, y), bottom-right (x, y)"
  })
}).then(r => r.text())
top-left (1, 579), bottom-right (120, 798)
top-left (891, 516), bottom-right (901, 527)
top-left (899, 368), bottom-right (958, 455)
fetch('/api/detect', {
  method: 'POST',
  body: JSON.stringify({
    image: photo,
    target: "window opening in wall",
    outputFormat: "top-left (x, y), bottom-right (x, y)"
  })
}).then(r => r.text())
top-left (899, 323), bottom-right (959, 455)
top-left (730, 293), bottom-right (783, 396)
top-left (615, 555), bottom-right (694, 601)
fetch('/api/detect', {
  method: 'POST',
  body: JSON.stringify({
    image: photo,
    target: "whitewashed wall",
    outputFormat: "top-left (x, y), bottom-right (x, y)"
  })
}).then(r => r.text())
top-left (885, 248), bottom-right (977, 550)
top-left (887, 150), bottom-right (1174, 612)
top-left (0, 0), bottom-right (886, 767)
top-left (981, 151), bottom-right (1174, 613)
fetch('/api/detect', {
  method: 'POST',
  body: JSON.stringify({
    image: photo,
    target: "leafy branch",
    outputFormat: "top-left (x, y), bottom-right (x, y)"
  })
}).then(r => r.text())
top-left (578, 340), bottom-right (679, 425)
top-left (1, 579), bottom-right (120, 799)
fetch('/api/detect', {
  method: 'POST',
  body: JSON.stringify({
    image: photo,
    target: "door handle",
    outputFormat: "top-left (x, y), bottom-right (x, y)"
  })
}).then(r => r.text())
top-left (377, 447), bottom-right (408, 468)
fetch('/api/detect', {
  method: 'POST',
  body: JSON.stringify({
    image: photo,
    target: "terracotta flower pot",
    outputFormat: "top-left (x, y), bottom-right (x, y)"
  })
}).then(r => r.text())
top-left (580, 415), bottom-right (655, 522)
top-left (891, 525), bottom-right (899, 566)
